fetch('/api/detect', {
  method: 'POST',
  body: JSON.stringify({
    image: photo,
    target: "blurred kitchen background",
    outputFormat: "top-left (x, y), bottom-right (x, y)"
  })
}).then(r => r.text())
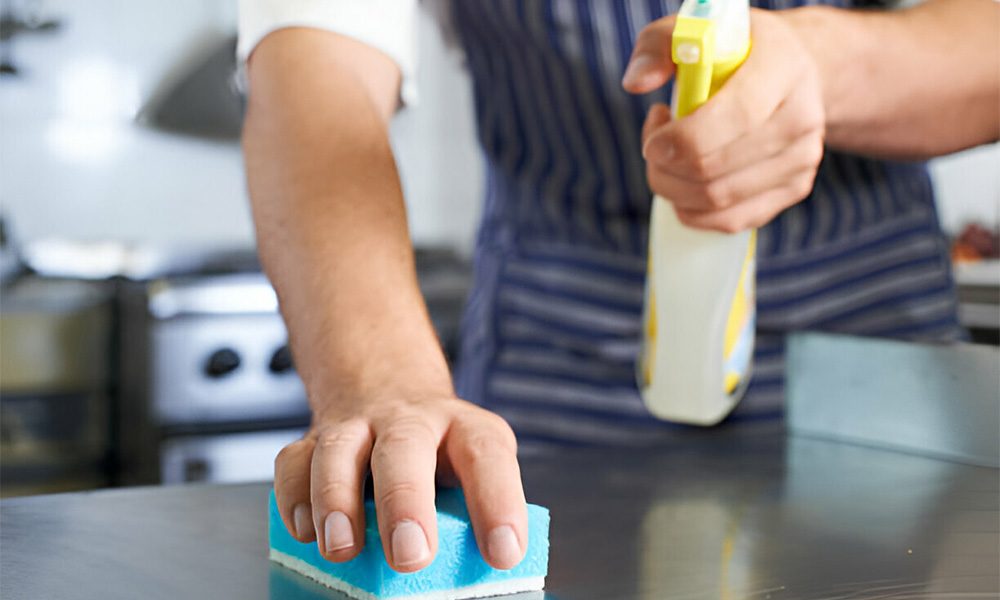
top-left (0, 0), bottom-right (997, 497)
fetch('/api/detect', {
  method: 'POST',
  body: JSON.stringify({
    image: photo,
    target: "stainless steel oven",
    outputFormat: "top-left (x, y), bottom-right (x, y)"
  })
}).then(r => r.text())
top-left (117, 249), bottom-right (470, 486)
top-left (118, 272), bottom-right (309, 485)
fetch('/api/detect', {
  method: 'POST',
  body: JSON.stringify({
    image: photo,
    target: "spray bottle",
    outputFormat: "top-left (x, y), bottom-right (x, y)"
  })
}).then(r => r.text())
top-left (638, 0), bottom-right (756, 425)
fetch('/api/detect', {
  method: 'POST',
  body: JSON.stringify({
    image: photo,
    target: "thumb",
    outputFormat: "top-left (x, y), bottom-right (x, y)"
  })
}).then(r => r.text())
top-left (622, 15), bottom-right (678, 94)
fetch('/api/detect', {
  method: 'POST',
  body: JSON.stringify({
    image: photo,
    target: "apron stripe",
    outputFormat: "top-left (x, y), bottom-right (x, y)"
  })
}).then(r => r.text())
top-left (543, 1), bottom-right (607, 245)
top-left (449, 0), bottom-right (963, 446)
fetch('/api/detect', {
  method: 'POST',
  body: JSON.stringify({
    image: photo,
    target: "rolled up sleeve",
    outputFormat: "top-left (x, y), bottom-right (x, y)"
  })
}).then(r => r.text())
top-left (237, 0), bottom-right (418, 105)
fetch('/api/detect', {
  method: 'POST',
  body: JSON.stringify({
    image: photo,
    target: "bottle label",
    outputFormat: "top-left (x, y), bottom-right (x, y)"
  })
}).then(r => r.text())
top-left (722, 231), bottom-right (756, 394)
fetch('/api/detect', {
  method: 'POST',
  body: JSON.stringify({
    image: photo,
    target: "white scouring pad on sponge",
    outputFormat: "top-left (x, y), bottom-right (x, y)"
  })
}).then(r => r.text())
top-left (268, 488), bottom-right (550, 599)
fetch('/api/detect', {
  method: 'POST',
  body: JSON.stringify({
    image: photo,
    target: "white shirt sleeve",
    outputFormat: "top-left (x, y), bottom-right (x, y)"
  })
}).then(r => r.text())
top-left (237, 0), bottom-right (419, 105)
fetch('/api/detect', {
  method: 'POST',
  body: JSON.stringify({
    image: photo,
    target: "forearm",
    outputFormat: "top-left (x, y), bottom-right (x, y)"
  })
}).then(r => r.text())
top-left (783, 0), bottom-right (1000, 159)
top-left (242, 29), bottom-right (453, 414)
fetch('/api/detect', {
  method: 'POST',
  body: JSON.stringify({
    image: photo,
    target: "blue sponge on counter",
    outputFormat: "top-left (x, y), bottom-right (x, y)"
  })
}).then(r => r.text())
top-left (268, 489), bottom-right (549, 599)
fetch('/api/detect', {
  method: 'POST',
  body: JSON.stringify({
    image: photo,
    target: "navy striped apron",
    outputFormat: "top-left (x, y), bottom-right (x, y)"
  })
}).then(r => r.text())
top-left (444, 0), bottom-right (963, 447)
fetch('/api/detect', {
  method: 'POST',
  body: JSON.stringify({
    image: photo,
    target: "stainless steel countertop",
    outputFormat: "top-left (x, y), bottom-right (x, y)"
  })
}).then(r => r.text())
top-left (2, 428), bottom-right (997, 600)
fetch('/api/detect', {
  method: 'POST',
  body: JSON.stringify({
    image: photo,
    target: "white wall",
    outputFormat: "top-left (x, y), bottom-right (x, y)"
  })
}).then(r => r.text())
top-left (391, 8), bottom-right (483, 251)
top-left (0, 0), bottom-right (994, 256)
top-left (930, 144), bottom-right (1000, 235)
top-left (0, 1), bottom-right (252, 247)
top-left (0, 0), bottom-right (482, 252)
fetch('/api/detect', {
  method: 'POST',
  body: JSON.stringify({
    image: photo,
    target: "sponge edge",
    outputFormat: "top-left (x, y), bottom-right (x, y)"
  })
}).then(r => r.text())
top-left (269, 551), bottom-right (545, 600)
top-left (268, 488), bottom-right (550, 600)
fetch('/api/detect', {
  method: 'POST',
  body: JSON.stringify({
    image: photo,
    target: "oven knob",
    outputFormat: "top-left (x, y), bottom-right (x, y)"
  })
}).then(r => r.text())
top-left (269, 344), bottom-right (294, 374)
top-left (205, 348), bottom-right (241, 377)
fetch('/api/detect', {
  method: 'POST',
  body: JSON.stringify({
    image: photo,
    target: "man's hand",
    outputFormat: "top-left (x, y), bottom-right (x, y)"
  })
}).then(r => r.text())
top-left (623, 10), bottom-right (825, 233)
top-left (273, 391), bottom-right (527, 573)
top-left (243, 28), bottom-right (528, 574)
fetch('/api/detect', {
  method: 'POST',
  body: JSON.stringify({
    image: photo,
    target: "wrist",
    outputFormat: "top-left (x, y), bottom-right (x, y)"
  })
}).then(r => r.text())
top-left (778, 5), bottom-right (871, 145)
top-left (302, 332), bottom-right (456, 417)
top-left (311, 368), bottom-right (457, 421)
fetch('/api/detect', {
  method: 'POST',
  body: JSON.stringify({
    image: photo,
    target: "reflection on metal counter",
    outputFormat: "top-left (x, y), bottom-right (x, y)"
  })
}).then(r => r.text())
top-left (1, 430), bottom-right (996, 599)
top-left (544, 434), bottom-right (998, 599)
top-left (637, 436), bottom-right (996, 598)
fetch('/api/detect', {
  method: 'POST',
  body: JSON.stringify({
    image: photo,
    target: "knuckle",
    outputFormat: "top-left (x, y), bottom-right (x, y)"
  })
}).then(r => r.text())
top-left (806, 140), bottom-right (825, 169)
top-left (672, 128), bottom-right (700, 161)
top-left (806, 104), bottom-right (825, 132)
top-left (275, 474), bottom-right (310, 499)
top-left (703, 180), bottom-right (732, 209)
top-left (370, 418), bottom-right (436, 462)
top-left (795, 174), bottom-right (817, 199)
top-left (316, 420), bottom-right (370, 452)
top-left (645, 138), bottom-right (673, 165)
top-left (487, 415), bottom-right (519, 451)
top-left (747, 215), bottom-right (770, 231)
top-left (457, 434), bottom-right (495, 464)
top-left (377, 481), bottom-right (422, 514)
top-left (369, 441), bottom-right (392, 464)
top-left (790, 105), bottom-right (822, 137)
top-left (275, 438), bottom-right (313, 468)
top-left (646, 165), bottom-right (669, 198)
top-left (716, 218), bottom-right (743, 234)
top-left (460, 429), bottom-right (516, 463)
top-left (688, 152), bottom-right (717, 181)
top-left (674, 209), bottom-right (696, 228)
top-left (451, 411), bottom-right (518, 463)
top-left (378, 417), bottom-right (436, 446)
top-left (315, 479), bottom-right (354, 502)
top-left (731, 98), bottom-right (756, 132)
top-left (274, 446), bottom-right (294, 468)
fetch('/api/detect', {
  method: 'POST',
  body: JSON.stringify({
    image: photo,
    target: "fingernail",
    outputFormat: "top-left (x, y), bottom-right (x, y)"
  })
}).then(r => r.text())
top-left (293, 503), bottom-right (313, 538)
top-left (487, 525), bottom-right (522, 569)
top-left (622, 55), bottom-right (655, 88)
top-left (324, 511), bottom-right (354, 553)
top-left (391, 520), bottom-right (430, 568)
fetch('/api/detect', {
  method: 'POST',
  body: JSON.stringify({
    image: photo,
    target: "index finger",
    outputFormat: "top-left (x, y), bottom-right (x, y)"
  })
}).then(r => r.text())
top-left (645, 13), bottom-right (798, 160)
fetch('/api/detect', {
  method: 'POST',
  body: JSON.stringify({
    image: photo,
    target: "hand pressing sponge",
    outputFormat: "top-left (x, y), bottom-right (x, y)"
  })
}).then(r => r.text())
top-left (268, 488), bottom-right (550, 599)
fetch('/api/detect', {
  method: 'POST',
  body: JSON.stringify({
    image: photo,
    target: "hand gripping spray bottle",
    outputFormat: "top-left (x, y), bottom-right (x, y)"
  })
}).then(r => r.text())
top-left (638, 0), bottom-right (755, 424)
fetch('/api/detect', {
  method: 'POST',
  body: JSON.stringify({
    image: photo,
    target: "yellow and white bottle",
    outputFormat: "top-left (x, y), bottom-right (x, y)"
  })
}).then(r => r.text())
top-left (639, 0), bottom-right (756, 425)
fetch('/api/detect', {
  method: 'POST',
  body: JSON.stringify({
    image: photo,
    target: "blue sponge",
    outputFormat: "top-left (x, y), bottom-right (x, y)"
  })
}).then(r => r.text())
top-left (268, 489), bottom-right (550, 599)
